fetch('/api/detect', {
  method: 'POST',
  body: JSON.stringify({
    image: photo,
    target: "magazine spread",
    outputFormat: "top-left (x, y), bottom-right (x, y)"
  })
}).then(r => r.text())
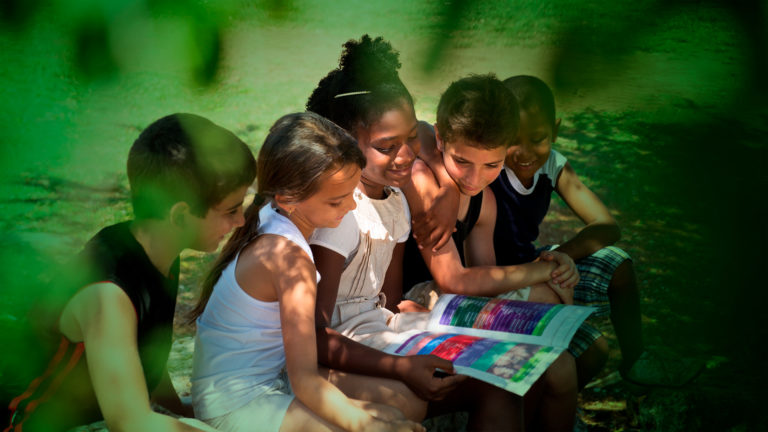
top-left (384, 294), bottom-right (595, 395)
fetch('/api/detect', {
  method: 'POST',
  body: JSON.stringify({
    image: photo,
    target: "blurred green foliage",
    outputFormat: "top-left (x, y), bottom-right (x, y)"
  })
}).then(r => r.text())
top-left (1, 0), bottom-right (766, 430)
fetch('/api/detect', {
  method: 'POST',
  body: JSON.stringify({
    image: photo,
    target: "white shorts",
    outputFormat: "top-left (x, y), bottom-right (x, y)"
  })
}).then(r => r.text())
top-left (496, 286), bottom-right (531, 301)
top-left (204, 373), bottom-right (294, 432)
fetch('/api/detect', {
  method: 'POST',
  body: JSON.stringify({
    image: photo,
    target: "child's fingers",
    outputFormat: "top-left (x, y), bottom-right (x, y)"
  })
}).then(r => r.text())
top-left (552, 263), bottom-right (571, 280)
top-left (562, 272), bottom-right (580, 289)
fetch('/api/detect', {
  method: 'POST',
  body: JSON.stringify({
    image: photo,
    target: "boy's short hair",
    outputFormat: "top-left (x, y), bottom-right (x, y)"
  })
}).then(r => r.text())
top-left (436, 73), bottom-right (519, 150)
top-left (503, 75), bottom-right (556, 127)
top-left (127, 113), bottom-right (256, 220)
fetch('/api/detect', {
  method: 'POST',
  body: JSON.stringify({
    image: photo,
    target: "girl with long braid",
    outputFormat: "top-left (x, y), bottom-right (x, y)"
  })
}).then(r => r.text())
top-left (189, 112), bottom-right (423, 432)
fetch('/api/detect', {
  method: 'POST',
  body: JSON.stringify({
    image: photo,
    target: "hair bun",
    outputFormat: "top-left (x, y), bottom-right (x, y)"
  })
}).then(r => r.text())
top-left (338, 34), bottom-right (402, 87)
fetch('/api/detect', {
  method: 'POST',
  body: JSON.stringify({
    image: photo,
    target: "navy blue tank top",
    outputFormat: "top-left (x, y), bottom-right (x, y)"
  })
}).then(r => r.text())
top-left (490, 150), bottom-right (566, 265)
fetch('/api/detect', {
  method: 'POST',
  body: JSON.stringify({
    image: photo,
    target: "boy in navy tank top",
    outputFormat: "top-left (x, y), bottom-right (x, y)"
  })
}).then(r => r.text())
top-left (491, 75), bottom-right (700, 387)
top-left (3, 114), bottom-right (256, 431)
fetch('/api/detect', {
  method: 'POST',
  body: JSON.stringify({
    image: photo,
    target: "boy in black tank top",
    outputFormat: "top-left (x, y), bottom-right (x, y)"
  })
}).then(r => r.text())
top-left (402, 74), bottom-right (578, 306)
top-left (401, 74), bottom-right (587, 431)
top-left (3, 114), bottom-right (255, 431)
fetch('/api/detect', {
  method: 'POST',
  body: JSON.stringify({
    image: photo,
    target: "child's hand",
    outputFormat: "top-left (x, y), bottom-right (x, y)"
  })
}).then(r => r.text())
top-left (397, 299), bottom-right (430, 313)
top-left (539, 250), bottom-right (579, 289)
top-left (411, 186), bottom-right (459, 252)
top-left (547, 280), bottom-right (574, 304)
top-left (397, 355), bottom-right (465, 400)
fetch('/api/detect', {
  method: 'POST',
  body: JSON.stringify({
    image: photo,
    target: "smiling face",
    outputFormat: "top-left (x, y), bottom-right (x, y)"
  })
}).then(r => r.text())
top-left (505, 108), bottom-right (560, 188)
top-left (440, 136), bottom-right (507, 197)
top-left (285, 162), bottom-right (361, 237)
top-left (354, 101), bottom-right (420, 198)
top-left (188, 185), bottom-right (249, 252)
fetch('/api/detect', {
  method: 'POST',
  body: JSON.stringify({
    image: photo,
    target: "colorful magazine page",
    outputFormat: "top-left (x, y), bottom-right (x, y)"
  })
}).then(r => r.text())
top-left (384, 330), bottom-right (564, 396)
top-left (428, 294), bottom-right (595, 348)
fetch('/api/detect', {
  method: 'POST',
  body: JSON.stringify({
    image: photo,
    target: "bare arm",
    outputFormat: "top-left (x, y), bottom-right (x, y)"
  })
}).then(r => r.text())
top-left (312, 244), bottom-right (461, 401)
top-left (555, 162), bottom-right (621, 260)
top-left (151, 367), bottom-right (193, 417)
top-left (381, 242), bottom-right (406, 313)
top-left (407, 163), bottom-right (557, 296)
top-left (271, 238), bottom-right (380, 430)
top-left (406, 122), bottom-right (460, 252)
top-left (59, 283), bottom-right (207, 432)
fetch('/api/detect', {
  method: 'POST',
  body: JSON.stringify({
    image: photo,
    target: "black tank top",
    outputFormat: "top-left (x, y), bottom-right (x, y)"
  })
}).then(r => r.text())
top-left (6, 221), bottom-right (179, 431)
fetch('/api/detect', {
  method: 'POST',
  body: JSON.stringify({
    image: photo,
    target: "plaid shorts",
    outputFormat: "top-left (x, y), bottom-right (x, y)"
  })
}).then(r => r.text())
top-left (540, 245), bottom-right (631, 357)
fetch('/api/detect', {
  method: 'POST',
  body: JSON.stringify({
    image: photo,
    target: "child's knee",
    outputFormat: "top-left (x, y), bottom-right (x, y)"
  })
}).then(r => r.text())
top-left (610, 259), bottom-right (636, 290)
top-left (542, 352), bottom-right (578, 396)
top-left (529, 284), bottom-right (561, 304)
top-left (575, 336), bottom-right (609, 386)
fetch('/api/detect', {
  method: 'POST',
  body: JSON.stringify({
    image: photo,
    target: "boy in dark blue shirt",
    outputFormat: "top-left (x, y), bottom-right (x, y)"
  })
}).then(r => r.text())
top-left (491, 75), bottom-right (699, 387)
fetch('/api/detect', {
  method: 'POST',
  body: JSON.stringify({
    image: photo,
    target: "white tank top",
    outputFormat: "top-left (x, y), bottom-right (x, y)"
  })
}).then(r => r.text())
top-left (191, 204), bottom-right (318, 420)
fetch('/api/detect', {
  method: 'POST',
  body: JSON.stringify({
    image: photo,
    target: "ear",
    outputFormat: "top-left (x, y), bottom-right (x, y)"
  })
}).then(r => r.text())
top-left (273, 195), bottom-right (295, 215)
top-left (169, 202), bottom-right (191, 228)
top-left (552, 118), bottom-right (561, 143)
top-left (433, 123), bottom-right (445, 153)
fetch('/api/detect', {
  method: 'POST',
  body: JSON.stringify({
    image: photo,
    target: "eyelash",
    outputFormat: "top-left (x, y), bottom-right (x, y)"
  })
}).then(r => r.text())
top-left (329, 202), bottom-right (343, 208)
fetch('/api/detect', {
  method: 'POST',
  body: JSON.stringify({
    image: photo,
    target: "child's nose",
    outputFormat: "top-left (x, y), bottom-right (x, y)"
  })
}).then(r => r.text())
top-left (345, 195), bottom-right (357, 212)
top-left (466, 168), bottom-right (480, 185)
top-left (396, 142), bottom-right (416, 164)
top-left (234, 210), bottom-right (246, 228)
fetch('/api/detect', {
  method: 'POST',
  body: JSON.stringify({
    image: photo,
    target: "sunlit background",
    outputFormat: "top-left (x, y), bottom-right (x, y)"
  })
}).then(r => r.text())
top-left (1, 1), bottom-right (766, 430)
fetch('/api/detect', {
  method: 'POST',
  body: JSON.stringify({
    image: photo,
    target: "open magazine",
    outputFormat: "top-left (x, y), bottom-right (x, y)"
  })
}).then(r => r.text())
top-left (384, 294), bottom-right (595, 395)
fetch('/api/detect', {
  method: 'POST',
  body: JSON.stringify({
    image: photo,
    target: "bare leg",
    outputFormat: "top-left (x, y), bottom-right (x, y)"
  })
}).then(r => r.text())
top-left (608, 260), bottom-right (644, 371)
top-left (526, 351), bottom-right (578, 431)
top-left (280, 399), bottom-right (340, 432)
top-left (321, 368), bottom-right (427, 422)
top-left (428, 378), bottom-right (523, 431)
top-left (575, 336), bottom-right (609, 389)
top-left (528, 283), bottom-right (562, 304)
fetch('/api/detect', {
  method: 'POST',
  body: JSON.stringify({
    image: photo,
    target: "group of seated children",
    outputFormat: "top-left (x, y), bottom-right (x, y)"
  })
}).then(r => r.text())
top-left (3, 34), bottom-right (696, 432)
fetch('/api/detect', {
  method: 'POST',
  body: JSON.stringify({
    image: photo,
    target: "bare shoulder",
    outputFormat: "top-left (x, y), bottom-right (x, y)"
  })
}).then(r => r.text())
top-left (236, 235), bottom-right (316, 300)
top-left (240, 234), bottom-right (313, 271)
top-left (476, 186), bottom-right (497, 226)
top-left (59, 282), bottom-right (135, 342)
top-left (411, 158), bottom-right (434, 177)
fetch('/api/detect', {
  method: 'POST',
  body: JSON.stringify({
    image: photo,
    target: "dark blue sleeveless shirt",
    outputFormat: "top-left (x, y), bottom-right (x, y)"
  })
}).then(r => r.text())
top-left (490, 150), bottom-right (567, 266)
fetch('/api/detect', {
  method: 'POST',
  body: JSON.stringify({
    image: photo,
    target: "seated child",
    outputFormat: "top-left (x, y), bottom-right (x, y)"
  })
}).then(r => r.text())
top-left (189, 112), bottom-right (423, 432)
top-left (491, 75), bottom-right (698, 387)
top-left (402, 74), bottom-right (584, 430)
top-left (306, 35), bottom-right (576, 431)
top-left (402, 74), bottom-right (579, 304)
top-left (4, 113), bottom-right (256, 431)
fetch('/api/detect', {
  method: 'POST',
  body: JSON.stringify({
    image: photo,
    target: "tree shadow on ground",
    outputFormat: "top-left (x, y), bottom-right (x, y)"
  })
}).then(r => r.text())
top-left (540, 107), bottom-right (768, 431)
